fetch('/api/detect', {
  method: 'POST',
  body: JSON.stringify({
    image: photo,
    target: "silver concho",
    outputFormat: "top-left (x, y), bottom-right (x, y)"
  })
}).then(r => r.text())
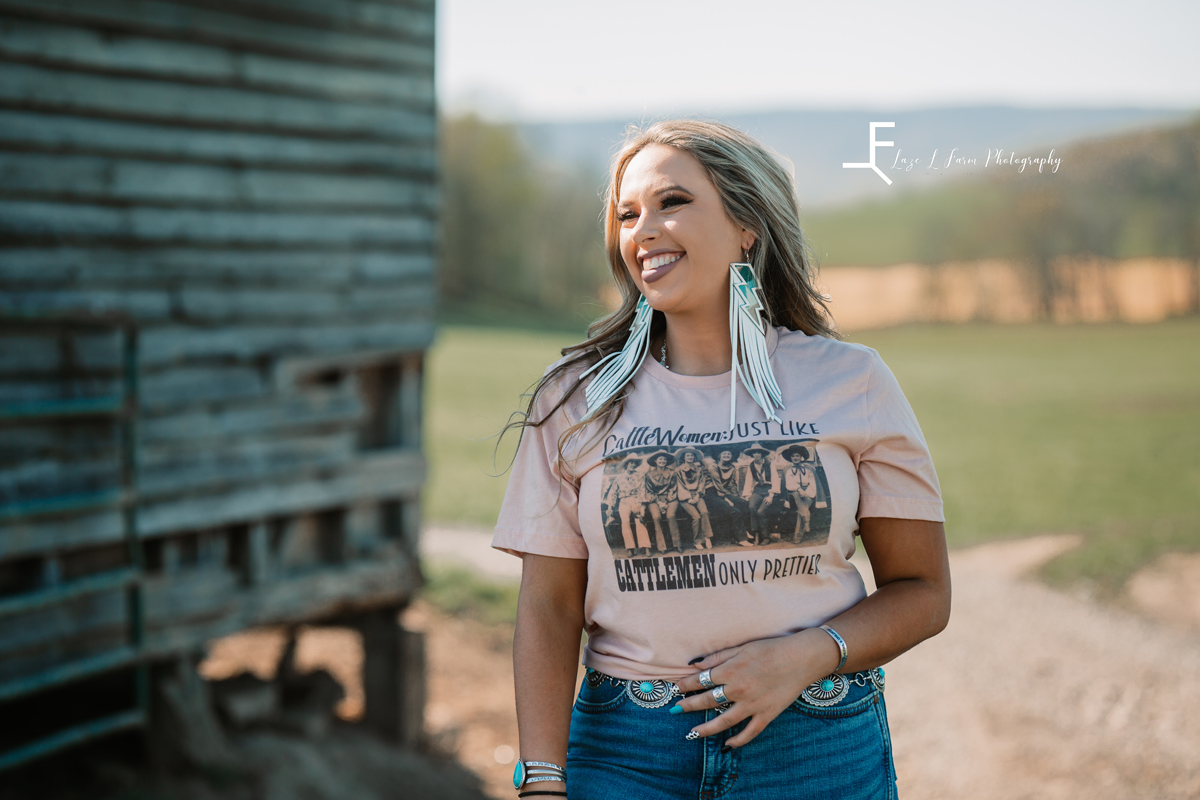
top-left (626, 679), bottom-right (675, 709)
top-left (801, 674), bottom-right (849, 707)
top-left (869, 667), bottom-right (886, 692)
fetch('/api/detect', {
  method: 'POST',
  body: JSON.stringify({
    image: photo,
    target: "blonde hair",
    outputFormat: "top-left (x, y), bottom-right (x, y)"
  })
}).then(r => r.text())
top-left (507, 119), bottom-right (838, 466)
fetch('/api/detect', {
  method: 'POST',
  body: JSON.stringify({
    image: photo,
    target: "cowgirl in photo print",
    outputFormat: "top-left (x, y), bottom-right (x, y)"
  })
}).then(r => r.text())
top-left (493, 120), bottom-right (951, 800)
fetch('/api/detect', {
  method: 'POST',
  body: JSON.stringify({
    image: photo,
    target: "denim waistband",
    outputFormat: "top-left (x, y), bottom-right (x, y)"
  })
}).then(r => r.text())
top-left (584, 666), bottom-right (886, 710)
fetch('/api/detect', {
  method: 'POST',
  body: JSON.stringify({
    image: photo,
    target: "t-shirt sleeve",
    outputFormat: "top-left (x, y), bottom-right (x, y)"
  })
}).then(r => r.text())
top-left (491, 371), bottom-right (590, 560)
top-left (855, 350), bottom-right (945, 523)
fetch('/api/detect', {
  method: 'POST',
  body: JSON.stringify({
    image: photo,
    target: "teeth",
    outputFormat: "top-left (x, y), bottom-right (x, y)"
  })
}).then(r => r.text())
top-left (645, 254), bottom-right (681, 270)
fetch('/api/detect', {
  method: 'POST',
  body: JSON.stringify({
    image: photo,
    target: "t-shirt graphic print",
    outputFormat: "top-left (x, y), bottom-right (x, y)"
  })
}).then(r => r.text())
top-left (599, 438), bottom-right (833, 558)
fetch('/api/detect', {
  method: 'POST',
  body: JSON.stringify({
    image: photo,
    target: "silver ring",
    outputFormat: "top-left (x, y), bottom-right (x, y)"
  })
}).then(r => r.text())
top-left (698, 669), bottom-right (715, 689)
top-left (711, 685), bottom-right (728, 704)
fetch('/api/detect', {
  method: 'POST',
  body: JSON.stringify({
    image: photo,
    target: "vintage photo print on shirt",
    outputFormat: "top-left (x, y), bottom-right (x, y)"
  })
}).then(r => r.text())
top-left (599, 439), bottom-right (832, 558)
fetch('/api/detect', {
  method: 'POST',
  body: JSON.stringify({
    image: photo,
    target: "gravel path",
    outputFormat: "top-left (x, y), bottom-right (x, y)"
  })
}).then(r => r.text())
top-left (422, 527), bottom-right (1200, 799)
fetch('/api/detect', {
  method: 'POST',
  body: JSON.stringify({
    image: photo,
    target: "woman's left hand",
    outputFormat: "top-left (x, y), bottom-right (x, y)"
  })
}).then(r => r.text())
top-left (670, 628), bottom-right (840, 748)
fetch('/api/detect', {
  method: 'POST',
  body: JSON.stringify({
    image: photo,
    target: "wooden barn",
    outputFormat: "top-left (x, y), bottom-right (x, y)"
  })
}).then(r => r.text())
top-left (0, 0), bottom-right (437, 769)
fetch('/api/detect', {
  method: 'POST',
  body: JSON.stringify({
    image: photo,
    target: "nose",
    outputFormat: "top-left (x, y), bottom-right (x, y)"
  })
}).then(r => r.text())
top-left (628, 207), bottom-right (660, 247)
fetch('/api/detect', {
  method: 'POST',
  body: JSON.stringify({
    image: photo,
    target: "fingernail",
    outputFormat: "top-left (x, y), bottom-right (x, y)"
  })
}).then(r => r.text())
top-left (685, 730), bottom-right (700, 741)
top-left (669, 704), bottom-right (683, 715)
top-left (720, 745), bottom-right (732, 754)
top-left (688, 656), bottom-right (705, 665)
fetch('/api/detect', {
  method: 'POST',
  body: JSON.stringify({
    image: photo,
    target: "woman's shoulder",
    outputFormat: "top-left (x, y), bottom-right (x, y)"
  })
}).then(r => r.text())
top-left (774, 327), bottom-right (881, 370)
top-left (529, 352), bottom-right (593, 423)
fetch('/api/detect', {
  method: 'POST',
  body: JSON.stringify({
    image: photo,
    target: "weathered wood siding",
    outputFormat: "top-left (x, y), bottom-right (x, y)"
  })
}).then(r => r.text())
top-left (0, 0), bottom-right (436, 688)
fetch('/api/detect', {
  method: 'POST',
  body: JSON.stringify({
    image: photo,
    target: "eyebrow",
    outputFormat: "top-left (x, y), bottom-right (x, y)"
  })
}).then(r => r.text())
top-left (616, 183), bottom-right (693, 208)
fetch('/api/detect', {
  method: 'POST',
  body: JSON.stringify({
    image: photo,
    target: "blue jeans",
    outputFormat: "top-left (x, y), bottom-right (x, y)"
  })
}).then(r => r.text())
top-left (567, 671), bottom-right (897, 800)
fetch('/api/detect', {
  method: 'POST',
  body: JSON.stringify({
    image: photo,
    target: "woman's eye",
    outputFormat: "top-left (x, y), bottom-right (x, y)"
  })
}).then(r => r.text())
top-left (617, 210), bottom-right (638, 222)
top-left (661, 195), bottom-right (691, 210)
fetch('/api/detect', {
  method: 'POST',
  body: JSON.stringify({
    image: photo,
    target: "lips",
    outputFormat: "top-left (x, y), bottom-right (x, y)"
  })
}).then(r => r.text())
top-left (641, 252), bottom-right (683, 283)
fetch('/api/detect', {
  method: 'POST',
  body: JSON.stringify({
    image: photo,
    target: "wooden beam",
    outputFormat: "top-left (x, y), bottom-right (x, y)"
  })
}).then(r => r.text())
top-left (0, 152), bottom-right (438, 212)
top-left (0, 110), bottom-right (437, 175)
top-left (0, 16), bottom-right (435, 105)
top-left (0, 64), bottom-right (434, 141)
top-left (0, 0), bottom-right (434, 71)
top-left (0, 246), bottom-right (435, 289)
top-left (0, 200), bottom-right (435, 247)
top-left (139, 319), bottom-right (434, 369)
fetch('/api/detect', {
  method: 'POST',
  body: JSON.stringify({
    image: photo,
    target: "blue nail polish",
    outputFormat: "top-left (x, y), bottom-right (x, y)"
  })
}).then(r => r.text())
top-left (688, 656), bottom-right (704, 665)
top-left (669, 704), bottom-right (683, 714)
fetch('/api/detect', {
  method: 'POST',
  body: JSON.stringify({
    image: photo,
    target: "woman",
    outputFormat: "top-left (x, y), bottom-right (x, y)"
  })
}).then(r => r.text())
top-left (642, 451), bottom-right (680, 553)
top-left (493, 120), bottom-right (950, 800)
top-left (704, 446), bottom-right (750, 547)
top-left (601, 457), bottom-right (652, 557)
top-left (673, 448), bottom-right (715, 550)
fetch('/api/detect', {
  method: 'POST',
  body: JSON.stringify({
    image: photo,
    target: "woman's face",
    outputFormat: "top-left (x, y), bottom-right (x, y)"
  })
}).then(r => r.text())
top-left (617, 144), bottom-right (754, 317)
top-left (683, 452), bottom-right (696, 464)
top-left (654, 456), bottom-right (669, 468)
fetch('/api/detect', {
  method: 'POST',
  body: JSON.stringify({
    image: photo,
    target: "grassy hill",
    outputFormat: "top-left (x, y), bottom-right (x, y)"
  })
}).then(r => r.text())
top-left (804, 115), bottom-right (1200, 269)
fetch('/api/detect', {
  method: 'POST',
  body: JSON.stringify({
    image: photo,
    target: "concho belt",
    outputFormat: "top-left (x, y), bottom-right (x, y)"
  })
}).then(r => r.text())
top-left (584, 666), bottom-right (885, 711)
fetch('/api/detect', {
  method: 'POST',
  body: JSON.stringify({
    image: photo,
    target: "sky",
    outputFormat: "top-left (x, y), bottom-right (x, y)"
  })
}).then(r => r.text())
top-left (437, 0), bottom-right (1200, 121)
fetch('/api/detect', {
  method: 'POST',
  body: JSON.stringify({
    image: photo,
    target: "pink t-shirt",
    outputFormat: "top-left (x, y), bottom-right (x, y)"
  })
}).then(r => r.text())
top-left (492, 326), bottom-right (943, 681)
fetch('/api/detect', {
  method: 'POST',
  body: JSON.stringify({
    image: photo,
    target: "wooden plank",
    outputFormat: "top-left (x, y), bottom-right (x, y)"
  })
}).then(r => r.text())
top-left (139, 387), bottom-right (364, 444)
top-left (0, 421), bottom-right (117, 465)
top-left (273, 347), bottom-right (427, 392)
top-left (178, 0), bottom-right (436, 40)
top-left (0, 376), bottom-right (119, 405)
top-left (138, 553), bottom-right (419, 656)
top-left (0, 457), bottom-right (119, 509)
top-left (0, 336), bottom-right (59, 372)
top-left (0, 554), bottom-right (421, 670)
top-left (0, 16), bottom-right (434, 104)
top-left (0, 63), bottom-right (435, 140)
top-left (0, 246), bottom-right (435, 288)
top-left (0, 508), bottom-right (124, 561)
top-left (139, 364), bottom-right (268, 412)
top-left (0, 0), bottom-right (434, 71)
top-left (0, 200), bottom-right (435, 247)
top-left (177, 284), bottom-right (435, 322)
top-left (0, 110), bottom-right (437, 175)
top-left (138, 431), bottom-right (360, 499)
top-left (0, 709), bottom-right (144, 771)
top-left (0, 288), bottom-right (170, 319)
top-left (139, 319), bottom-right (434, 369)
top-left (135, 449), bottom-right (425, 537)
top-left (0, 152), bottom-right (437, 211)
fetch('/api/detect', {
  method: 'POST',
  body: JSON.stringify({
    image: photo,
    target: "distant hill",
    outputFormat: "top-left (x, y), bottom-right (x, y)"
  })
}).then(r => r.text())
top-left (802, 114), bottom-right (1200, 316)
top-left (521, 106), bottom-right (1196, 210)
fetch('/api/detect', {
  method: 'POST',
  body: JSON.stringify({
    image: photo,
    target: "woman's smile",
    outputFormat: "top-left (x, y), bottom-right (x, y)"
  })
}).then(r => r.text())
top-left (641, 251), bottom-right (684, 283)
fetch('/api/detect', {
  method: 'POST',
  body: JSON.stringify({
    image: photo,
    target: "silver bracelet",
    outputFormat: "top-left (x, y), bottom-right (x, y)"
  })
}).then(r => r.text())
top-left (819, 624), bottom-right (848, 672)
top-left (513, 760), bottom-right (566, 790)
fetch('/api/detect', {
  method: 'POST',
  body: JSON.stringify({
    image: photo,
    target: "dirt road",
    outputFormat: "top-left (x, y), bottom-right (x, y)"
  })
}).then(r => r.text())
top-left (419, 528), bottom-right (1200, 799)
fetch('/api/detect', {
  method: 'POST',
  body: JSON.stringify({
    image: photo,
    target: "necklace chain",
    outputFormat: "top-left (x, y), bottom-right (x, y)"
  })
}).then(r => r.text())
top-left (659, 339), bottom-right (669, 370)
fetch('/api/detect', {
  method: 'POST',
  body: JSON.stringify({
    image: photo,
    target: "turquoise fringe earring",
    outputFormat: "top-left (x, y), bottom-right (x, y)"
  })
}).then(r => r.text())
top-left (729, 259), bottom-right (784, 428)
top-left (580, 294), bottom-right (653, 421)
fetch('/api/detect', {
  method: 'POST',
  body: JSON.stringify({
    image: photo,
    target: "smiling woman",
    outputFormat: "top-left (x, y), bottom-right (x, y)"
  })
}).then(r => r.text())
top-left (492, 120), bottom-right (951, 800)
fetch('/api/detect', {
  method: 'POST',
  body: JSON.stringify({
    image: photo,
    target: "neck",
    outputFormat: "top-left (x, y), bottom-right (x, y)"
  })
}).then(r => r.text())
top-left (660, 300), bottom-right (734, 377)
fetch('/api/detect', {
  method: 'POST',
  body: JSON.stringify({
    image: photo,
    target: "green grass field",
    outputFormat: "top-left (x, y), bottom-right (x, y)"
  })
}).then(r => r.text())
top-left (424, 318), bottom-right (1200, 592)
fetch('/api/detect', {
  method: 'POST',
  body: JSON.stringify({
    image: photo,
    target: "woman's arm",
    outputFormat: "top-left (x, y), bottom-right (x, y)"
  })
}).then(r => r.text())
top-left (512, 553), bottom-right (589, 791)
top-left (671, 517), bottom-right (950, 747)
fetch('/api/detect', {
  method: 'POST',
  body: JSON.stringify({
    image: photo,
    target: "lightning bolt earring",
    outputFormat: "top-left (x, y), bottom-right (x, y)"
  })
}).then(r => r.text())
top-left (580, 294), bottom-right (654, 421)
top-left (728, 251), bottom-right (784, 429)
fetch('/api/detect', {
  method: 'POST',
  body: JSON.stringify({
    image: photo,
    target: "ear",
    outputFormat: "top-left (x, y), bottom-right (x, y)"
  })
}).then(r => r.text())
top-left (740, 229), bottom-right (758, 254)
